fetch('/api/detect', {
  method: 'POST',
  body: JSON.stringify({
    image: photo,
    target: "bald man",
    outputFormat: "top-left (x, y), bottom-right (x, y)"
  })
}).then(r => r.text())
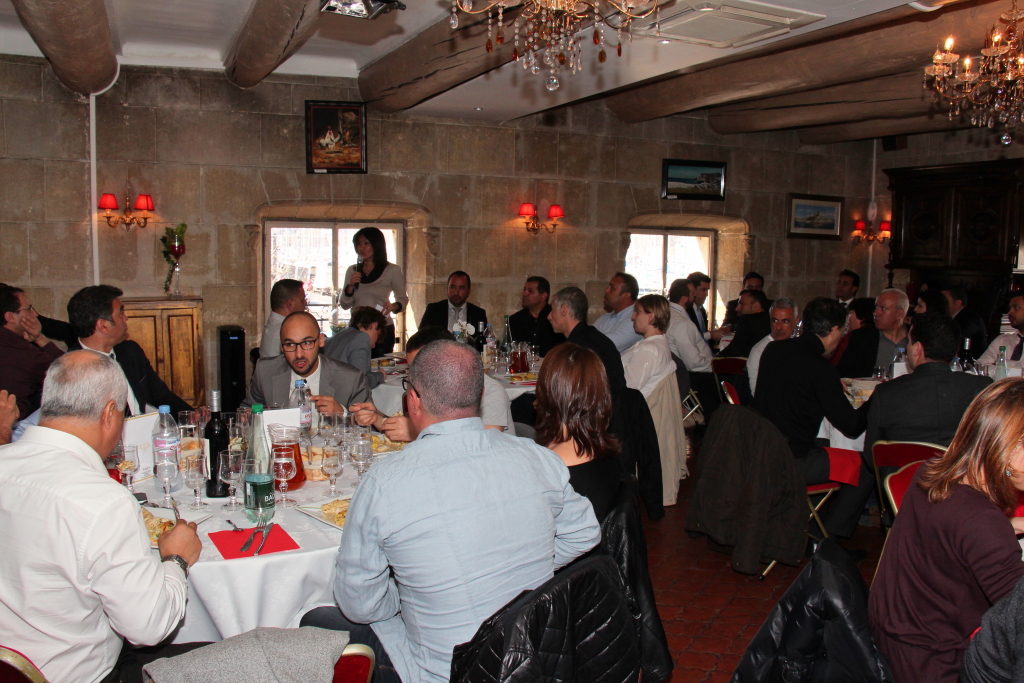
top-left (244, 311), bottom-right (370, 416)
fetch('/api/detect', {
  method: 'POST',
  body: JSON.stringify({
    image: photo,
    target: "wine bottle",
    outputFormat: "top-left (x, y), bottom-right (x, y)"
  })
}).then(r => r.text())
top-left (205, 390), bottom-right (229, 498)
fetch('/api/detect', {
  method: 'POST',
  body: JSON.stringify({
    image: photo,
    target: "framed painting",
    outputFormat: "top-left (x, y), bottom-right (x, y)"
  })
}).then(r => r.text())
top-left (305, 101), bottom-right (368, 174)
top-left (661, 159), bottom-right (727, 201)
top-left (786, 193), bottom-right (844, 240)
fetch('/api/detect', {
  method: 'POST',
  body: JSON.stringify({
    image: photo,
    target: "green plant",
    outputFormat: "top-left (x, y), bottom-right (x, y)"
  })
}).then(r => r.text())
top-left (159, 223), bottom-right (187, 293)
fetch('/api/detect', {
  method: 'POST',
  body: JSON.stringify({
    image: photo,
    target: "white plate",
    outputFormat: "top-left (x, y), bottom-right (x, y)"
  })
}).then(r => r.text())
top-left (296, 500), bottom-right (352, 531)
top-left (146, 506), bottom-right (212, 547)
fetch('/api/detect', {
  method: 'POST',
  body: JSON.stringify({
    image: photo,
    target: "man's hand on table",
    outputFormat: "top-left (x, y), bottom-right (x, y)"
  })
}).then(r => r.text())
top-left (158, 520), bottom-right (202, 566)
top-left (311, 395), bottom-right (345, 416)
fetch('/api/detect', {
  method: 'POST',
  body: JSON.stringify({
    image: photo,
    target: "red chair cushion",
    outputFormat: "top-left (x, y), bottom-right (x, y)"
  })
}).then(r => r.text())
top-left (712, 358), bottom-right (747, 375)
top-left (887, 461), bottom-right (924, 514)
top-left (333, 653), bottom-right (373, 683)
top-left (721, 381), bottom-right (740, 405)
top-left (806, 482), bottom-right (841, 494)
top-left (873, 442), bottom-right (944, 469)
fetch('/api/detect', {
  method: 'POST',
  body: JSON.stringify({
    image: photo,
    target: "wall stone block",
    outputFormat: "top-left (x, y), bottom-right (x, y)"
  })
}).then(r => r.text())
top-left (202, 165), bottom-right (265, 224)
top-left (201, 77), bottom-right (291, 114)
top-left (0, 60), bottom-right (41, 101)
top-left (97, 104), bottom-right (157, 161)
top-left (98, 223), bottom-right (140, 283)
top-left (448, 125), bottom-right (515, 176)
top-left (5, 100), bottom-right (87, 159)
top-left (156, 109), bottom-right (262, 165)
top-left (514, 129), bottom-right (559, 177)
top-left (128, 162), bottom-right (203, 226)
top-left (377, 120), bottom-right (448, 173)
top-left (0, 223), bottom-right (29, 282)
top-left (465, 227), bottom-right (514, 279)
top-left (44, 160), bottom-right (89, 222)
top-left (260, 114), bottom-right (305, 168)
top-left (0, 158), bottom-right (44, 221)
top-left (127, 72), bottom-right (201, 109)
top-left (29, 222), bottom-right (91, 284)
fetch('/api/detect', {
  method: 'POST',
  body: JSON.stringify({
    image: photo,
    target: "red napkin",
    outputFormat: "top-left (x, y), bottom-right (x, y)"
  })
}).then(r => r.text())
top-left (515, 381), bottom-right (537, 386)
top-left (208, 525), bottom-right (300, 559)
top-left (825, 447), bottom-right (862, 487)
top-left (106, 468), bottom-right (122, 483)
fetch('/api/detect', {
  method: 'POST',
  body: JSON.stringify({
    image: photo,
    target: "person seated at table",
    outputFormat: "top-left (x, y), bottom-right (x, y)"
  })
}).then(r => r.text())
top-left (323, 306), bottom-right (386, 389)
top-left (301, 339), bottom-right (600, 683)
top-left (508, 275), bottom-right (565, 357)
top-left (67, 285), bottom-right (191, 415)
top-left (864, 313), bottom-right (992, 469)
top-left (418, 271), bottom-right (487, 348)
top-left (535, 342), bottom-right (622, 520)
top-left (622, 294), bottom-right (675, 399)
top-left (594, 272), bottom-right (643, 354)
top-left (259, 278), bottom-right (307, 359)
top-left (755, 297), bottom-right (872, 546)
top-left (837, 289), bottom-right (910, 379)
top-left (716, 288), bottom-right (771, 358)
top-left (747, 298), bottom-right (799, 395)
top-left (665, 278), bottom-right (719, 422)
top-left (723, 271), bottom-right (769, 328)
top-left (942, 285), bottom-right (988, 361)
top-left (978, 291), bottom-right (1024, 369)
top-left (0, 282), bottom-right (76, 348)
top-left (913, 289), bottom-right (950, 316)
top-left (0, 351), bottom-right (204, 683)
top-left (0, 285), bottom-right (64, 420)
top-left (869, 379), bottom-right (1024, 683)
top-left (830, 297), bottom-right (875, 368)
top-left (244, 311), bottom-right (370, 416)
top-left (350, 327), bottom-right (514, 439)
top-left (547, 286), bottom-right (626, 394)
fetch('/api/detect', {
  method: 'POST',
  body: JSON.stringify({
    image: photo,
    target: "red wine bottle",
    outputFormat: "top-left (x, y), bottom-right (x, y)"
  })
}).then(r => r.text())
top-left (205, 390), bottom-right (230, 497)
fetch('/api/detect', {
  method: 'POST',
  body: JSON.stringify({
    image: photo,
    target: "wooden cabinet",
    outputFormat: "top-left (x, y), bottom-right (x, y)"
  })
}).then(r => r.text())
top-left (123, 298), bottom-right (204, 407)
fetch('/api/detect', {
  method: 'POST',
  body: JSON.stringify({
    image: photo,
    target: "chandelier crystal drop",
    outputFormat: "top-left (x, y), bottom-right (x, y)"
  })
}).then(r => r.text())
top-left (924, 0), bottom-right (1024, 144)
top-left (451, 0), bottom-right (660, 91)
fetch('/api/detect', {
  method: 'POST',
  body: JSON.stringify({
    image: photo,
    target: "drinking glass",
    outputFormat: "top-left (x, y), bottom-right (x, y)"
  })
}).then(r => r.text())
top-left (871, 366), bottom-right (886, 381)
top-left (272, 457), bottom-right (297, 507)
top-left (529, 344), bottom-right (541, 373)
top-left (121, 445), bottom-right (139, 493)
top-left (196, 406), bottom-right (211, 431)
top-left (351, 439), bottom-right (373, 488)
top-left (229, 421), bottom-right (249, 455)
top-left (349, 413), bottom-right (371, 443)
top-left (154, 447), bottom-right (179, 509)
top-left (321, 446), bottom-right (344, 499)
top-left (235, 406), bottom-right (252, 428)
top-left (219, 449), bottom-right (243, 511)
top-left (221, 412), bottom-right (237, 428)
top-left (178, 410), bottom-right (197, 428)
top-left (184, 457), bottom-right (209, 511)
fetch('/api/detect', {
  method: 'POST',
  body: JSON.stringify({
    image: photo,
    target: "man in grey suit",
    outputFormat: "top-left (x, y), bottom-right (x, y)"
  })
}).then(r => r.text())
top-left (323, 307), bottom-right (386, 390)
top-left (244, 312), bottom-right (370, 416)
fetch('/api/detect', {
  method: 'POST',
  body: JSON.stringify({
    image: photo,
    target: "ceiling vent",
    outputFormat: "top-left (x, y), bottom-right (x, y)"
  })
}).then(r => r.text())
top-left (631, 0), bottom-right (824, 48)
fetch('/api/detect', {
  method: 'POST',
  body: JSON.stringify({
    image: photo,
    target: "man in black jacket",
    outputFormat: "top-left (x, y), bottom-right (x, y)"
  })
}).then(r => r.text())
top-left (418, 271), bottom-right (487, 348)
top-left (723, 271), bottom-right (770, 328)
top-left (548, 286), bottom-right (625, 393)
top-left (717, 289), bottom-right (771, 358)
top-left (66, 285), bottom-right (191, 415)
top-left (508, 276), bottom-right (564, 356)
top-left (941, 285), bottom-right (989, 360)
top-left (756, 297), bottom-right (871, 542)
top-left (837, 289), bottom-right (910, 379)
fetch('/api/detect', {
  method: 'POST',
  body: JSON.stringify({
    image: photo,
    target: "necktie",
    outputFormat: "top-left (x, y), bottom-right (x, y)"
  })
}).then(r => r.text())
top-left (1012, 335), bottom-right (1024, 362)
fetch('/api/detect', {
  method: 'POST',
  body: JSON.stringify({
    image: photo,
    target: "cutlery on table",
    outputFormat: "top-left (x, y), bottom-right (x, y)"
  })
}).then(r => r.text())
top-left (253, 523), bottom-right (275, 556)
top-left (225, 519), bottom-right (242, 532)
top-left (170, 498), bottom-right (181, 523)
top-left (239, 519), bottom-right (267, 553)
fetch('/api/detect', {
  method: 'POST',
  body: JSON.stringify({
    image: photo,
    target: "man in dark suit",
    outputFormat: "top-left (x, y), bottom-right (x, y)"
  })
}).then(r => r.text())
top-left (941, 285), bottom-right (989, 361)
top-left (418, 271), bottom-right (487, 349)
top-left (864, 313), bottom-right (991, 467)
top-left (723, 272), bottom-right (771, 328)
top-left (508, 276), bottom-right (564, 356)
top-left (66, 285), bottom-right (191, 415)
top-left (686, 272), bottom-right (712, 347)
top-left (837, 289), bottom-right (910, 379)
top-left (717, 289), bottom-right (771, 358)
top-left (548, 286), bottom-right (625, 393)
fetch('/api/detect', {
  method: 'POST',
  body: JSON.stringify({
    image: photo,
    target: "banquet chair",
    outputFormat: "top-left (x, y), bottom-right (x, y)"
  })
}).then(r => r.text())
top-left (333, 643), bottom-right (375, 683)
top-left (721, 381), bottom-right (740, 405)
top-left (682, 389), bottom-right (703, 423)
top-left (0, 646), bottom-right (48, 683)
top-left (711, 357), bottom-right (747, 402)
top-left (759, 481), bottom-right (842, 580)
top-left (872, 441), bottom-right (944, 528)
top-left (884, 461), bottom-right (925, 516)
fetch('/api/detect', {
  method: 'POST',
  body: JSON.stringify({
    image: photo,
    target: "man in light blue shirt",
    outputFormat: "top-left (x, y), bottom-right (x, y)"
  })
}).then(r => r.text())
top-left (302, 340), bottom-right (601, 683)
top-left (594, 272), bottom-right (643, 354)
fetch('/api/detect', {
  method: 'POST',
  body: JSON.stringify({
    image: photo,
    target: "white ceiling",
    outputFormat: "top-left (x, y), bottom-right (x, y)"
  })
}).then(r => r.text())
top-left (0, 0), bottom-right (924, 120)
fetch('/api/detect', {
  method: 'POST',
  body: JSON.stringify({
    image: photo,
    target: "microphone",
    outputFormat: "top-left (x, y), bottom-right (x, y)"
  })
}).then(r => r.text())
top-left (353, 257), bottom-right (363, 291)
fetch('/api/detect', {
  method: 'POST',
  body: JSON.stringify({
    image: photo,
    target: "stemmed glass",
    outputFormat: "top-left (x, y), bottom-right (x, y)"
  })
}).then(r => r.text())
top-left (154, 447), bottom-right (179, 509)
top-left (184, 457), bottom-right (209, 511)
top-left (121, 445), bottom-right (139, 493)
top-left (272, 457), bottom-right (297, 508)
top-left (168, 233), bottom-right (185, 299)
top-left (321, 445), bottom-right (344, 499)
top-left (219, 449), bottom-right (243, 511)
top-left (195, 406), bottom-right (211, 432)
top-left (350, 439), bottom-right (373, 489)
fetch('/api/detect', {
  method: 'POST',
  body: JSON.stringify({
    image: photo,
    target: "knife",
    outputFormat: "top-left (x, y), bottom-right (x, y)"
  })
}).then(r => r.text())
top-left (239, 523), bottom-right (264, 553)
top-left (253, 523), bottom-right (275, 556)
top-left (170, 498), bottom-right (181, 523)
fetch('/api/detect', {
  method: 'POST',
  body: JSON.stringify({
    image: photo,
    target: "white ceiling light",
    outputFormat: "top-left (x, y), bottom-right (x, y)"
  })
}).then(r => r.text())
top-left (320, 0), bottom-right (406, 20)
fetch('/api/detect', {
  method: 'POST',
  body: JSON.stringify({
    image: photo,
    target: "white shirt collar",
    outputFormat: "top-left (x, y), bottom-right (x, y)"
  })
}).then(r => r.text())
top-left (17, 425), bottom-right (106, 475)
top-left (78, 339), bottom-right (115, 359)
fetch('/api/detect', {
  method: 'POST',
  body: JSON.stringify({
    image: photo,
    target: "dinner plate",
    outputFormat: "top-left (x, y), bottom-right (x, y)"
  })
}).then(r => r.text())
top-left (146, 506), bottom-right (212, 547)
top-left (296, 500), bottom-right (352, 531)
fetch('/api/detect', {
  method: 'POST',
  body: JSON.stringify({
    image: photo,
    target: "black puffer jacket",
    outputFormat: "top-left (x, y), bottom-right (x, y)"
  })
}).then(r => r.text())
top-left (450, 555), bottom-right (641, 683)
top-left (732, 539), bottom-right (893, 683)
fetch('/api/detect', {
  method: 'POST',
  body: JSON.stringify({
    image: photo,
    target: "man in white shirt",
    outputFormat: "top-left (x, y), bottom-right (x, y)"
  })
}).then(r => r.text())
top-left (836, 269), bottom-right (860, 308)
top-left (748, 298), bottom-right (800, 395)
top-left (978, 291), bottom-right (1024, 368)
top-left (260, 279), bottom-right (307, 358)
top-left (594, 272), bottom-right (642, 353)
top-left (665, 278), bottom-right (712, 374)
top-left (0, 351), bottom-right (201, 683)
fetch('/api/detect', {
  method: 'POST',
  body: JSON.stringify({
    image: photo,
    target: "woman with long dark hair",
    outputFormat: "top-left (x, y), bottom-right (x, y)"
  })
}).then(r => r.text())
top-left (338, 227), bottom-right (409, 357)
top-left (869, 378), bottom-right (1024, 683)
top-left (535, 343), bottom-right (622, 520)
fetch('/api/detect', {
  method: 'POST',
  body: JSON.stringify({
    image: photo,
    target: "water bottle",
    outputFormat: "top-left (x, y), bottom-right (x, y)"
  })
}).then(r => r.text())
top-left (152, 405), bottom-right (183, 491)
top-left (289, 379), bottom-right (312, 435)
top-left (244, 404), bottom-right (275, 523)
top-left (996, 346), bottom-right (1008, 381)
top-left (962, 339), bottom-right (978, 374)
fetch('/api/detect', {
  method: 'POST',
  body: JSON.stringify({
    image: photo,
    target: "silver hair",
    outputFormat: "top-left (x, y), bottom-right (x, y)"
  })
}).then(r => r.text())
top-left (40, 351), bottom-right (128, 421)
top-left (878, 288), bottom-right (910, 314)
top-left (770, 297), bottom-right (799, 318)
top-left (551, 287), bottom-right (588, 323)
top-left (408, 340), bottom-right (483, 419)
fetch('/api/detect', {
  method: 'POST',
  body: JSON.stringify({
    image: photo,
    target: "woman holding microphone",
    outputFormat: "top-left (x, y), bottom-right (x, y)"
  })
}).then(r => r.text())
top-left (338, 227), bottom-right (409, 357)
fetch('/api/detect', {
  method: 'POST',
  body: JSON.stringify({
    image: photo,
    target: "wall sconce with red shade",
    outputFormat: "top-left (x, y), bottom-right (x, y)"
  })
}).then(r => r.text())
top-left (518, 202), bottom-right (563, 236)
top-left (99, 192), bottom-right (154, 230)
top-left (852, 217), bottom-right (890, 244)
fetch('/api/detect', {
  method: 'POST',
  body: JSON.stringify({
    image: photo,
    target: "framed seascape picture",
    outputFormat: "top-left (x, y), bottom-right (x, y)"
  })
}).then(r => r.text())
top-left (786, 193), bottom-right (844, 240)
top-left (305, 101), bottom-right (368, 174)
top-left (661, 159), bottom-right (727, 201)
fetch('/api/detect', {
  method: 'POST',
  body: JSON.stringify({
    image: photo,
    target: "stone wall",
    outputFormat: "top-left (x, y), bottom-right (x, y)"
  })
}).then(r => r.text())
top-left (0, 53), bottom-right (880, 397)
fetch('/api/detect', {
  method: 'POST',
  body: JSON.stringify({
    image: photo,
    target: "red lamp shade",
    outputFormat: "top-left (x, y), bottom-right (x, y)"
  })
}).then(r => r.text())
top-left (133, 194), bottom-right (154, 212)
top-left (547, 204), bottom-right (564, 220)
top-left (879, 219), bottom-right (892, 235)
top-left (518, 203), bottom-right (536, 218)
top-left (853, 219), bottom-right (866, 232)
top-left (98, 193), bottom-right (119, 211)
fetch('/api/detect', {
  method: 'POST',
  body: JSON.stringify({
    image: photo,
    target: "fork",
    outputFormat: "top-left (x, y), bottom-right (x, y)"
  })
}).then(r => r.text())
top-left (170, 498), bottom-right (181, 523)
top-left (239, 519), bottom-right (267, 553)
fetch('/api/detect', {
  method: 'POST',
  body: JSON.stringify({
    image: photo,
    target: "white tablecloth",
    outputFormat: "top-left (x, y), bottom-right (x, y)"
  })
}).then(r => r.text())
top-left (817, 419), bottom-right (865, 452)
top-left (371, 373), bottom-right (534, 416)
top-left (143, 472), bottom-right (357, 644)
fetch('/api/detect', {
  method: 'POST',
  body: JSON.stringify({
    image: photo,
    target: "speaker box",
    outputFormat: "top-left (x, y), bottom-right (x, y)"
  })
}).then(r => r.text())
top-left (218, 325), bottom-right (246, 413)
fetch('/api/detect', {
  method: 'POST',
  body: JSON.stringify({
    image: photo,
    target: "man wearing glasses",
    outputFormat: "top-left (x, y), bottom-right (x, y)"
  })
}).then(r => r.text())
top-left (244, 311), bottom-right (370, 415)
top-left (0, 286), bottom-right (64, 420)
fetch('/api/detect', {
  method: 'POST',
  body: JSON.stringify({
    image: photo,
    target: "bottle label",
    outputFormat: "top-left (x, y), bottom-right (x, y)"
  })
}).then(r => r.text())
top-left (244, 473), bottom-right (275, 513)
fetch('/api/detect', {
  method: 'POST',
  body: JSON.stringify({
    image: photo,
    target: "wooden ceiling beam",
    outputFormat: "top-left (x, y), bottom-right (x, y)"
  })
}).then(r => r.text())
top-left (224, 0), bottom-right (323, 89)
top-left (9, 0), bottom-right (117, 95)
top-left (797, 113), bottom-right (971, 144)
top-left (606, 0), bottom-right (1001, 124)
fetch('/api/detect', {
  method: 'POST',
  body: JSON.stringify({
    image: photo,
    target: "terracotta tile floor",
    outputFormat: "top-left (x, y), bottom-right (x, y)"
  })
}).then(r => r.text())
top-left (642, 476), bottom-right (886, 682)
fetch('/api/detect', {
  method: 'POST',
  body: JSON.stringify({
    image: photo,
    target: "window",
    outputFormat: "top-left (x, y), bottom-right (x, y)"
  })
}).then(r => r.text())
top-left (265, 221), bottom-right (404, 339)
top-left (624, 229), bottom-right (723, 325)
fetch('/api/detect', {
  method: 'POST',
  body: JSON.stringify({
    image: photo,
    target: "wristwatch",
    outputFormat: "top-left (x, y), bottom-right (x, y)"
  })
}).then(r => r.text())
top-left (161, 554), bottom-right (189, 578)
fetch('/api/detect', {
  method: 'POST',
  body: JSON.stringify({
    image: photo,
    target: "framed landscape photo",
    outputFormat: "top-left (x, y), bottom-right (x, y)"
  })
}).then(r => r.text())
top-left (786, 193), bottom-right (844, 240)
top-left (661, 159), bottom-right (727, 201)
top-left (305, 101), bottom-right (368, 174)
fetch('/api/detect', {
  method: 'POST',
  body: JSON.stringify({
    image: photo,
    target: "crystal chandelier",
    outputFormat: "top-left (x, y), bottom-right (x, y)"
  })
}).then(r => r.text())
top-left (923, 0), bottom-right (1024, 144)
top-left (450, 0), bottom-right (661, 92)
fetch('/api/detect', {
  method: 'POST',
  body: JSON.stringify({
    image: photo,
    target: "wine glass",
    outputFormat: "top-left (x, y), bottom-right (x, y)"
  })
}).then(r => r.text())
top-left (121, 445), bottom-right (139, 493)
top-left (219, 449), bottom-right (243, 511)
top-left (195, 406), bottom-right (211, 432)
top-left (184, 456), bottom-right (209, 511)
top-left (154, 447), bottom-right (179, 509)
top-left (351, 439), bottom-right (373, 489)
top-left (321, 445), bottom-right (344, 499)
top-left (272, 457), bottom-right (297, 508)
top-left (178, 410), bottom-right (197, 428)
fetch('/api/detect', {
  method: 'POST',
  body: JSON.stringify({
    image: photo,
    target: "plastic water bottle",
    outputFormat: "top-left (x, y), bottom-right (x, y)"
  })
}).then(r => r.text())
top-left (152, 405), bottom-right (183, 492)
top-left (996, 346), bottom-right (1008, 381)
top-left (289, 379), bottom-right (312, 435)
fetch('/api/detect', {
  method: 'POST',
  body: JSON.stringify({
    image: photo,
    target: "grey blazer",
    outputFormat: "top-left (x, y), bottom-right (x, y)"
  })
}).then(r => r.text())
top-left (243, 355), bottom-right (371, 410)
top-left (322, 327), bottom-right (385, 389)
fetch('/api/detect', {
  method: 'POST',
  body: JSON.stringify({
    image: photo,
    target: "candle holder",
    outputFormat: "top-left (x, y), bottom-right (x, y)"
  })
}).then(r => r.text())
top-left (160, 224), bottom-right (188, 299)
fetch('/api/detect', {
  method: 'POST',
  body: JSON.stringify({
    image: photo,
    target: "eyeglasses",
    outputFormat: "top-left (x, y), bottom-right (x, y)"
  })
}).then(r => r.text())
top-left (402, 378), bottom-right (418, 396)
top-left (16, 305), bottom-right (34, 314)
top-left (281, 338), bottom-right (318, 352)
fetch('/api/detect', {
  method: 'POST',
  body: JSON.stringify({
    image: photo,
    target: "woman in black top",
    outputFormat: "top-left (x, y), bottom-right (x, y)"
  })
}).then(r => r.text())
top-left (535, 343), bottom-right (622, 520)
